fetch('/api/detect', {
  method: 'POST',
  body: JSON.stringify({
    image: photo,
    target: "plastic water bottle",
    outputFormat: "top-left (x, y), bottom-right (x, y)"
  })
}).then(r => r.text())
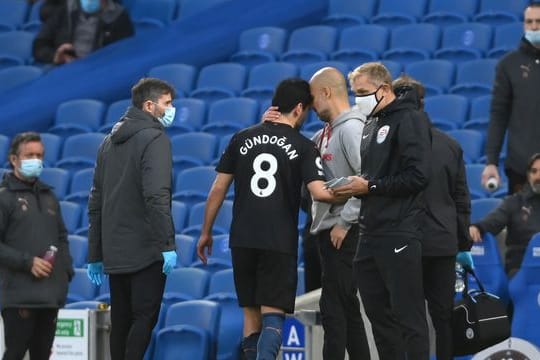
top-left (485, 176), bottom-right (499, 192)
top-left (455, 262), bottom-right (465, 293)
top-left (42, 245), bottom-right (58, 266)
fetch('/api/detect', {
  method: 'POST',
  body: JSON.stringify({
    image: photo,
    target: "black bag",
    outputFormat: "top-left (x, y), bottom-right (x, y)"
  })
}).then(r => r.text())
top-left (452, 268), bottom-right (511, 356)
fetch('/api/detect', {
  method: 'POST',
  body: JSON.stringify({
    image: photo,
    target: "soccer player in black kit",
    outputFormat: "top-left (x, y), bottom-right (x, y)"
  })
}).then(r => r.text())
top-left (197, 78), bottom-right (336, 360)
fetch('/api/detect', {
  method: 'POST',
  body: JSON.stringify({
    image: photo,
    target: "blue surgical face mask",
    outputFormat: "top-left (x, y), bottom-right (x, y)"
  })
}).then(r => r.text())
top-left (19, 159), bottom-right (43, 178)
top-left (525, 30), bottom-right (540, 45)
top-left (80, 0), bottom-right (101, 14)
top-left (158, 106), bottom-right (176, 128)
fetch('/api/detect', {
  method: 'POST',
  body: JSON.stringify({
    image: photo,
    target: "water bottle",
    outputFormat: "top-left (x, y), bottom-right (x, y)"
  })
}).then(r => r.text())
top-left (42, 245), bottom-right (58, 266)
top-left (485, 176), bottom-right (499, 192)
top-left (455, 262), bottom-right (465, 293)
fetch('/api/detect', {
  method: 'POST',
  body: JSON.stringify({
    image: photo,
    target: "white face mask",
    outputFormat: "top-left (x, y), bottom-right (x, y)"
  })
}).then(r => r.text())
top-left (354, 86), bottom-right (383, 118)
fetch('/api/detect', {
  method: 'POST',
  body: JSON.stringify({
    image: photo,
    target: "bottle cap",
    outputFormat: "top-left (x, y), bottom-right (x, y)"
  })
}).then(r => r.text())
top-left (50, 245), bottom-right (58, 252)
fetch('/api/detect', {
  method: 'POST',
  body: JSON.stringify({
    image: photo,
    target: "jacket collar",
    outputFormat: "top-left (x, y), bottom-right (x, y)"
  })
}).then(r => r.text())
top-left (1, 172), bottom-right (51, 192)
top-left (519, 37), bottom-right (540, 58)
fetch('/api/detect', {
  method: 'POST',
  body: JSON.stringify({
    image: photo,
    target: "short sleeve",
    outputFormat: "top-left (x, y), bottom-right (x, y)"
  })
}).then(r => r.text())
top-left (216, 134), bottom-right (239, 174)
top-left (301, 141), bottom-right (326, 184)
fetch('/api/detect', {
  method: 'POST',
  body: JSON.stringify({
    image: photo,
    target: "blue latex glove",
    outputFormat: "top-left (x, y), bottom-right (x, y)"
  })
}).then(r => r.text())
top-left (456, 251), bottom-right (474, 270)
top-left (162, 251), bottom-right (177, 275)
top-left (87, 262), bottom-right (103, 286)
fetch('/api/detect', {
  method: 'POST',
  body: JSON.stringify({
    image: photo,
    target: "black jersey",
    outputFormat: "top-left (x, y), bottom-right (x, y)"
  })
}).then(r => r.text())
top-left (217, 122), bottom-right (326, 255)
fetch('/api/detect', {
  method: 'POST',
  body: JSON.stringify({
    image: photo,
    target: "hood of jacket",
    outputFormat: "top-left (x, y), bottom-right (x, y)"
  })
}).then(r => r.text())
top-left (110, 106), bottom-right (163, 144)
top-left (374, 94), bottom-right (414, 119)
top-left (331, 107), bottom-right (366, 129)
top-left (393, 85), bottom-right (422, 111)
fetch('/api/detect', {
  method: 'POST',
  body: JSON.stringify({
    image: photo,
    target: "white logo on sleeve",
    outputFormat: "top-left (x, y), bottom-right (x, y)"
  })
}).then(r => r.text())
top-left (376, 125), bottom-right (390, 144)
top-left (394, 245), bottom-right (408, 253)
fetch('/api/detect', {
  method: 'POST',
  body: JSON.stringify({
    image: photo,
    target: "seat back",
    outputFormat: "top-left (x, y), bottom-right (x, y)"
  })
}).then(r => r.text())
top-left (164, 268), bottom-right (211, 299)
top-left (470, 198), bottom-right (503, 223)
top-left (40, 167), bottom-right (71, 199)
top-left (148, 63), bottom-right (197, 95)
top-left (237, 26), bottom-right (287, 56)
top-left (0, 65), bottom-right (43, 94)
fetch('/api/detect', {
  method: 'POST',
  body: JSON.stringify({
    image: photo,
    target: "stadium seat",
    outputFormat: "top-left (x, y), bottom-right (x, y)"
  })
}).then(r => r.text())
top-left (202, 97), bottom-right (259, 136)
top-left (64, 168), bottom-right (94, 208)
top-left (67, 268), bottom-right (98, 303)
top-left (173, 166), bottom-right (216, 207)
top-left (59, 201), bottom-right (82, 234)
top-left (0, 135), bottom-right (8, 166)
top-left (508, 232), bottom-right (540, 346)
top-left (207, 268), bottom-right (235, 296)
top-left (468, 95), bottom-right (491, 121)
top-left (424, 95), bottom-right (469, 129)
top-left (465, 163), bottom-right (507, 200)
top-left (450, 59), bottom-right (497, 98)
top-left (147, 63), bottom-right (197, 97)
top-left (299, 61), bottom-right (349, 81)
top-left (382, 24), bottom-right (441, 65)
top-left (133, 18), bottom-right (164, 33)
top-left (190, 63), bottom-right (247, 103)
top-left (64, 301), bottom-right (101, 309)
top-left (40, 167), bottom-right (70, 200)
top-left (212, 133), bottom-right (234, 165)
top-left (473, 0), bottom-right (527, 26)
top-left (95, 278), bottom-right (110, 303)
top-left (447, 129), bottom-right (484, 163)
top-left (422, 0), bottom-right (476, 27)
top-left (183, 200), bottom-right (233, 236)
top-left (435, 23), bottom-right (493, 63)
top-left (194, 234), bottom-right (231, 263)
top-left (175, 234), bottom-right (196, 267)
top-left (470, 198), bottom-right (502, 223)
top-left (48, 99), bottom-right (107, 137)
top-left (330, 25), bottom-right (389, 68)
top-left (0, 65), bottom-right (43, 94)
top-left (21, 0), bottom-right (42, 32)
top-left (170, 132), bottom-right (217, 172)
top-left (55, 133), bottom-right (105, 173)
top-left (153, 326), bottom-right (209, 360)
top-left (203, 293), bottom-right (243, 360)
top-left (0, 55), bottom-right (23, 71)
top-left (380, 60), bottom-right (402, 80)
top-left (297, 267), bottom-right (305, 295)
top-left (487, 22), bottom-right (523, 59)
top-left (280, 26), bottom-right (337, 66)
top-left (241, 62), bottom-right (298, 102)
top-left (171, 201), bottom-right (189, 235)
top-left (371, 0), bottom-right (428, 26)
top-left (0, 0), bottom-right (28, 30)
top-left (163, 268), bottom-right (212, 306)
top-left (230, 27), bottom-right (287, 68)
top-left (40, 133), bottom-right (63, 166)
top-left (99, 98), bottom-right (131, 133)
top-left (191, 258), bottom-right (232, 275)
top-left (172, 98), bottom-right (207, 131)
top-left (405, 60), bottom-right (455, 95)
top-left (68, 234), bottom-right (88, 268)
top-left (131, 0), bottom-right (176, 25)
top-left (176, 0), bottom-right (230, 19)
top-left (321, 0), bottom-right (377, 29)
top-left (0, 31), bottom-right (35, 63)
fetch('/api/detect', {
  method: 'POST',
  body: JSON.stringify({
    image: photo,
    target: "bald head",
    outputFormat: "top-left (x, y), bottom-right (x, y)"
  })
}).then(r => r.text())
top-left (309, 67), bottom-right (351, 123)
top-left (310, 67), bottom-right (349, 97)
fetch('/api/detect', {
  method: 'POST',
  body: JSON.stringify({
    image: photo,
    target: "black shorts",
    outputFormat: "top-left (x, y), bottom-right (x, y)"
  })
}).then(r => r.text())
top-left (231, 247), bottom-right (298, 314)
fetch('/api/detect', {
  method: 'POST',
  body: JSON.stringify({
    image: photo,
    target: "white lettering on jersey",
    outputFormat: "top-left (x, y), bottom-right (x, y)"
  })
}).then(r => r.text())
top-left (250, 153), bottom-right (278, 197)
top-left (240, 135), bottom-right (298, 160)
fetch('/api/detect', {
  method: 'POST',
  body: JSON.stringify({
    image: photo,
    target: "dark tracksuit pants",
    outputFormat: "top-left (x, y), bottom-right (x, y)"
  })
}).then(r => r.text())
top-left (422, 256), bottom-right (456, 360)
top-left (355, 236), bottom-right (429, 360)
top-left (2, 308), bottom-right (58, 360)
top-left (318, 225), bottom-right (370, 360)
top-left (109, 261), bottom-right (166, 360)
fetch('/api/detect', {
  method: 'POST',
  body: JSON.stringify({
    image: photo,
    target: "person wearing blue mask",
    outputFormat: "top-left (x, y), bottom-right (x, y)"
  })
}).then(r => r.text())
top-left (482, 3), bottom-right (540, 195)
top-left (0, 132), bottom-right (74, 360)
top-left (87, 77), bottom-right (178, 359)
top-left (33, 0), bottom-right (133, 65)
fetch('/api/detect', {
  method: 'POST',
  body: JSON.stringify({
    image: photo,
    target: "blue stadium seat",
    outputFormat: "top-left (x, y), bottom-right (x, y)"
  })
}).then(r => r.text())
top-left (183, 200), bottom-right (233, 237)
top-left (487, 22), bottom-right (522, 59)
top-left (163, 268), bottom-right (211, 306)
top-left (67, 268), bottom-right (98, 303)
top-left (175, 234), bottom-right (196, 267)
top-left (64, 168), bottom-right (94, 209)
top-left (383, 24), bottom-right (441, 65)
top-left (154, 326), bottom-right (208, 360)
top-left (371, 0), bottom-right (428, 26)
top-left (381, 60), bottom-right (402, 80)
top-left (192, 234), bottom-right (231, 264)
top-left (172, 98), bottom-right (207, 131)
top-left (297, 267), bottom-right (305, 295)
top-left (465, 163), bottom-right (508, 200)
top-left (0, 55), bottom-right (23, 70)
top-left (0, 135), bottom-right (8, 166)
top-left (40, 133), bottom-right (63, 166)
top-left (202, 97), bottom-right (259, 136)
top-left (21, 0), bottom-right (42, 32)
top-left (0, 1), bottom-right (29, 31)
top-left (241, 62), bottom-right (298, 102)
top-left (435, 23), bottom-right (493, 63)
top-left (190, 63), bottom-right (247, 103)
top-left (450, 59), bottom-right (497, 98)
top-left (508, 232), bottom-right (540, 346)
top-left (405, 60), bottom-right (455, 95)
top-left (203, 293), bottom-right (243, 360)
top-left (212, 133), bottom-right (233, 165)
top-left (0, 65), bottom-right (43, 94)
top-left (59, 201), bottom-right (81, 234)
top-left (191, 258), bottom-right (232, 275)
top-left (99, 98), bottom-right (131, 133)
top-left (230, 27), bottom-right (287, 68)
top-left (299, 61), bottom-right (349, 81)
top-left (464, 94), bottom-right (492, 133)
top-left (280, 26), bottom-right (337, 66)
top-left (173, 166), bottom-right (217, 207)
top-left (40, 167), bottom-right (70, 200)
top-left (133, 18), bottom-right (164, 34)
top-left (148, 63), bottom-right (197, 97)
top-left (422, 0), bottom-right (476, 27)
top-left (473, 0), bottom-right (527, 26)
top-left (170, 132), bottom-right (217, 172)
top-left (131, 0), bottom-right (176, 25)
top-left (0, 31), bottom-right (35, 63)
top-left (172, 201), bottom-right (189, 235)
top-left (207, 268), bottom-right (235, 296)
top-left (64, 301), bottom-right (101, 309)
top-left (424, 95), bottom-right (469, 129)
top-left (176, 0), bottom-right (230, 19)
top-left (447, 129), bottom-right (484, 163)
top-left (95, 278), bottom-right (110, 303)
top-left (68, 234), bottom-right (88, 268)
top-left (0, 169), bottom-right (8, 181)
top-left (331, 25), bottom-right (389, 68)
top-left (470, 198), bottom-right (503, 223)
top-left (48, 99), bottom-right (107, 137)
top-left (55, 133), bottom-right (105, 173)
top-left (322, 0), bottom-right (377, 29)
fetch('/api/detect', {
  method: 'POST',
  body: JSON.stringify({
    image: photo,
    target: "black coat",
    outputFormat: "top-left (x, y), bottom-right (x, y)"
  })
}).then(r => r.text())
top-left (88, 106), bottom-right (176, 274)
top-left (0, 173), bottom-right (73, 308)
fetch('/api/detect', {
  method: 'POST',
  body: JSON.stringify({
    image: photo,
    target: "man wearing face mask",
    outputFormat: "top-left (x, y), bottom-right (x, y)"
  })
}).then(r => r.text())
top-left (333, 62), bottom-right (431, 360)
top-left (0, 132), bottom-right (74, 360)
top-left (482, 3), bottom-right (540, 195)
top-left (87, 78), bottom-right (177, 359)
top-left (33, 0), bottom-right (133, 65)
top-left (471, 153), bottom-right (540, 277)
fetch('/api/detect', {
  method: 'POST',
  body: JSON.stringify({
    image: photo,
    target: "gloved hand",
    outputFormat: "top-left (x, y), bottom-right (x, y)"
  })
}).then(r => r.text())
top-left (456, 251), bottom-right (474, 271)
top-left (87, 262), bottom-right (103, 286)
top-left (162, 251), bottom-right (177, 275)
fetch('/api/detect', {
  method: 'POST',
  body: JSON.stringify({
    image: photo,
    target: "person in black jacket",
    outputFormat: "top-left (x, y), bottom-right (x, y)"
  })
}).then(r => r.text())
top-left (393, 75), bottom-right (474, 360)
top-left (471, 153), bottom-right (540, 277)
top-left (0, 132), bottom-right (74, 360)
top-left (32, 0), bottom-right (134, 65)
top-left (333, 62), bottom-right (431, 360)
top-left (87, 78), bottom-right (177, 360)
top-left (482, 3), bottom-right (540, 195)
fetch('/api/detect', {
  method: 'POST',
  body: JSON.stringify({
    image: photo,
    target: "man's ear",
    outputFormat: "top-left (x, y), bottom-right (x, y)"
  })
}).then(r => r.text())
top-left (8, 154), bottom-right (17, 168)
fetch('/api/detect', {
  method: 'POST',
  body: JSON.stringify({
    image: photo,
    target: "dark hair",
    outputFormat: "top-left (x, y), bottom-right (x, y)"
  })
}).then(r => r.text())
top-left (271, 78), bottom-right (313, 113)
top-left (9, 132), bottom-right (41, 158)
top-left (131, 78), bottom-right (176, 109)
top-left (527, 153), bottom-right (540, 172)
top-left (527, 2), bottom-right (540, 9)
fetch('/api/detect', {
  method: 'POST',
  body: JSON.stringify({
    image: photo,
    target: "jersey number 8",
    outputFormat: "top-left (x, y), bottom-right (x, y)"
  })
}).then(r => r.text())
top-left (250, 153), bottom-right (277, 197)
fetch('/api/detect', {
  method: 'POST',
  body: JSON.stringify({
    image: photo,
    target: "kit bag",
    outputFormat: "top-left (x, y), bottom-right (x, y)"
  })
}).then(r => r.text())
top-left (452, 268), bottom-right (511, 356)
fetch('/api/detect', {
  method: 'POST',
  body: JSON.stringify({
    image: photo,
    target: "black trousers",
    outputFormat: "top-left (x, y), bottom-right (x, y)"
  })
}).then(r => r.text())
top-left (109, 261), bottom-right (166, 360)
top-left (2, 308), bottom-right (58, 360)
top-left (422, 256), bottom-right (456, 360)
top-left (355, 236), bottom-right (429, 360)
top-left (318, 225), bottom-right (370, 360)
top-left (302, 231), bottom-right (322, 292)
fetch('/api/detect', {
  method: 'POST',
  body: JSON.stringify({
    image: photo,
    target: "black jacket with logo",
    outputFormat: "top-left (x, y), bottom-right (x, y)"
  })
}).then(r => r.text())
top-left (0, 173), bottom-right (73, 308)
top-left (88, 106), bottom-right (176, 274)
top-left (358, 97), bottom-right (431, 239)
top-left (486, 38), bottom-right (540, 175)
